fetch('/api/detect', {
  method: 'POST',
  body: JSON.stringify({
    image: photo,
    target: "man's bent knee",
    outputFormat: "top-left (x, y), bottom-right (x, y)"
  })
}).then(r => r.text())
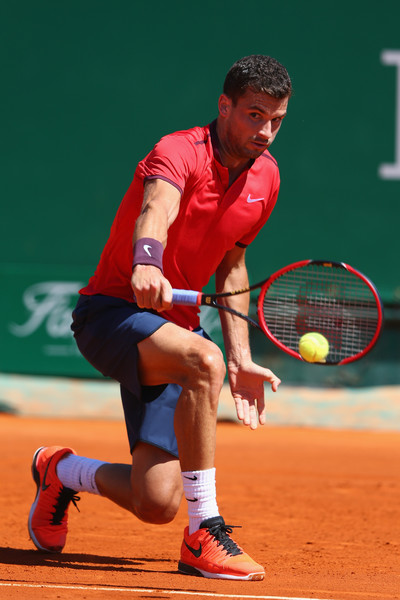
top-left (130, 443), bottom-right (182, 524)
top-left (189, 341), bottom-right (226, 389)
top-left (131, 484), bottom-right (182, 524)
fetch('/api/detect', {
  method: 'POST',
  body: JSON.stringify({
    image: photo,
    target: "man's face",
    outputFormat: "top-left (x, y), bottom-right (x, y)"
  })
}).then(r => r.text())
top-left (218, 88), bottom-right (289, 161)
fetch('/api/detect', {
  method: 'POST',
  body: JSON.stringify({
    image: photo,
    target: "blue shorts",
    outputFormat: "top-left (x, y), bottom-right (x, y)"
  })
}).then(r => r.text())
top-left (71, 294), bottom-right (210, 457)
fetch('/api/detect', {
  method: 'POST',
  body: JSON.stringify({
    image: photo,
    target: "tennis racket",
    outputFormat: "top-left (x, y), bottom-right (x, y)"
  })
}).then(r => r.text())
top-left (172, 260), bottom-right (384, 365)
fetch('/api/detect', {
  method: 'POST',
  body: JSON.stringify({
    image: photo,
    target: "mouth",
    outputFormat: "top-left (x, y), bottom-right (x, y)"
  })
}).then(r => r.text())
top-left (251, 139), bottom-right (269, 150)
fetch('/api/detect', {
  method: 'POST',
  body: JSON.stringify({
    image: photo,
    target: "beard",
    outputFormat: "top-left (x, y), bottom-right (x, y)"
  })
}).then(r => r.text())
top-left (225, 131), bottom-right (270, 161)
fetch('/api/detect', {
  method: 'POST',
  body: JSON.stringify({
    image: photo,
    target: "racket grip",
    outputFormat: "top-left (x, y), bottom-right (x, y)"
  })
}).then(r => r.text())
top-left (172, 289), bottom-right (202, 306)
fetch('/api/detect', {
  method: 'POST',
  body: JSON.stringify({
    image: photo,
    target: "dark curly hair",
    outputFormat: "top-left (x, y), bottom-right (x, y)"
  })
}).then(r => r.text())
top-left (223, 55), bottom-right (292, 104)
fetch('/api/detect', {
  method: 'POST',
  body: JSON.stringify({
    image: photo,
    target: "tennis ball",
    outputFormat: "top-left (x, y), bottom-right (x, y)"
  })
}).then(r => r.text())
top-left (298, 332), bottom-right (329, 363)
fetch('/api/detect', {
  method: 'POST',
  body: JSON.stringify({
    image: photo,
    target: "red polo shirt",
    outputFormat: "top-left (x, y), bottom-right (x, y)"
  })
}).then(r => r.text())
top-left (81, 121), bottom-right (280, 329)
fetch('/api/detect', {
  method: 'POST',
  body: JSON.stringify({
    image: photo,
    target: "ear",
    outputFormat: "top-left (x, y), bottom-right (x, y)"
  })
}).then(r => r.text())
top-left (218, 94), bottom-right (232, 118)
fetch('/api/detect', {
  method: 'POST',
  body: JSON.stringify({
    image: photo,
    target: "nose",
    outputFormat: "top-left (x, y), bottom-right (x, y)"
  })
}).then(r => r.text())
top-left (258, 121), bottom-right (272, 140)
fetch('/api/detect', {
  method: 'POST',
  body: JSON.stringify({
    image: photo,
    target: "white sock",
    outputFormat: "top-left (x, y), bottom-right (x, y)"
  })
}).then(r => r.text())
top-left (56, 454), bottom-right (107, 495)
top-left (181, 468), bottom-right (219, 534)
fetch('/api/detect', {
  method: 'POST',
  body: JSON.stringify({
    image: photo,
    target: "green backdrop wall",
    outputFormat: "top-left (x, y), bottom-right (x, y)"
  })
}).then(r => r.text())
top-left (1, 1), bottom-right (399, 380)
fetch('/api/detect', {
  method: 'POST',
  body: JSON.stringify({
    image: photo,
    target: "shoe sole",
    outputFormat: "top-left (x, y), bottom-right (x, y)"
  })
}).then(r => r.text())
top-left (28, 447), bottom-right (60, 553)
top-left (178, 560), bottom-right (264, 581)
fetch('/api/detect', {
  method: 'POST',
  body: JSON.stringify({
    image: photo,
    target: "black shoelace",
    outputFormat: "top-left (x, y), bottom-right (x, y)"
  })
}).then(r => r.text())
top-left (207, 522), bottom-right (243, 556)
top-left (51, 487), bottom-right (80, 525)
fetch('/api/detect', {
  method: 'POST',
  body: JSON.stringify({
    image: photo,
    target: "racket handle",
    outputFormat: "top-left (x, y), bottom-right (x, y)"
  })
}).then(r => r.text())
top-left (172, 289), bottom-right (202, 306)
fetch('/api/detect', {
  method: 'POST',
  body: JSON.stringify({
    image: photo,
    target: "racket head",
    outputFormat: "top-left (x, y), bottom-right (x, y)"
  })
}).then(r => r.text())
top-left (257, 260), bottom-right (384, 365)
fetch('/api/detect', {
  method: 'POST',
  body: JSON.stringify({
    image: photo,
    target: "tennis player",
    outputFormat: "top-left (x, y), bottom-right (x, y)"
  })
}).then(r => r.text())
top-left (28, 55), bottom-right (291, 581)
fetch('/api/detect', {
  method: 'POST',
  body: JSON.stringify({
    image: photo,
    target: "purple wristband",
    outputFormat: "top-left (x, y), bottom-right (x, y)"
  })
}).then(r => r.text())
top-left (132, 237), bottom-right (164, 272)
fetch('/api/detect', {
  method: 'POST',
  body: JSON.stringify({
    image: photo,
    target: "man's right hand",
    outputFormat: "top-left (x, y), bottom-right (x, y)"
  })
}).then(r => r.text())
top-left (131, 264), bottom-right (173, 312)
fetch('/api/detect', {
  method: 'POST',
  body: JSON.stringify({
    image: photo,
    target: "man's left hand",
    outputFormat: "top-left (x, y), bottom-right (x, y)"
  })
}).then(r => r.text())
top-left (228, 361), bottom-right (281, 429)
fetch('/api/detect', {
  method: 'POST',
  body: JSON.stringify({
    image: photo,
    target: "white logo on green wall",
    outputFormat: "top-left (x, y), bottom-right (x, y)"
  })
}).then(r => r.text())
top-left (9, 281), bottom-right (82, 338)
top-left (379, 50), bottom-right (400, 180)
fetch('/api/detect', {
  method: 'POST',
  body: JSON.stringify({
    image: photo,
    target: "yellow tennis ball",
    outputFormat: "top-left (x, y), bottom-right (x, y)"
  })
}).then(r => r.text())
top-left (299, 332), bottom-right (329, 363)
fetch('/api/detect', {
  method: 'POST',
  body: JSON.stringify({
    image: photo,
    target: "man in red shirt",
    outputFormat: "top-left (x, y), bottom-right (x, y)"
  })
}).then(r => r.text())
top-left (28, 55), bottom-right (291, 581)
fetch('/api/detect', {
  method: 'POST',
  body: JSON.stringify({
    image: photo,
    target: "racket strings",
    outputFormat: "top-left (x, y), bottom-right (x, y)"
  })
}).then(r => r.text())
top-left (262, 264), bottom-right (380, 363)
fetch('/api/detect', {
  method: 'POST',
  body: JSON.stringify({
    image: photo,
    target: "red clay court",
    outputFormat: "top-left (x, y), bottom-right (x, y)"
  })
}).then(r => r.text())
top-left (1, 409), bottom-right (399, 600)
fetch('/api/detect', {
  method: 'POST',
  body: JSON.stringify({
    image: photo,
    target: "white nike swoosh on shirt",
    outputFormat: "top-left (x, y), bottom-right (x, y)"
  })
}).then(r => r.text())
top-left (143, 244), bottom-right (152, 256)
top-left (246, 195), bottom-right (264, 203)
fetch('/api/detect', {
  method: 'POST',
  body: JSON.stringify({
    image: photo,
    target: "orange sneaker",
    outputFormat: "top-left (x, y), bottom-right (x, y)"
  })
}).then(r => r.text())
top-left (28, 446), bottom-right (79, 552)
top-left (178, 516), bottom-right (265, 580)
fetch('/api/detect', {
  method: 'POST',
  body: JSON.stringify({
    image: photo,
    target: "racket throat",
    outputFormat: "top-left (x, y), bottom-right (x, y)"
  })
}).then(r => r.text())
top-left (211, 300), bottom-right (260, 329)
